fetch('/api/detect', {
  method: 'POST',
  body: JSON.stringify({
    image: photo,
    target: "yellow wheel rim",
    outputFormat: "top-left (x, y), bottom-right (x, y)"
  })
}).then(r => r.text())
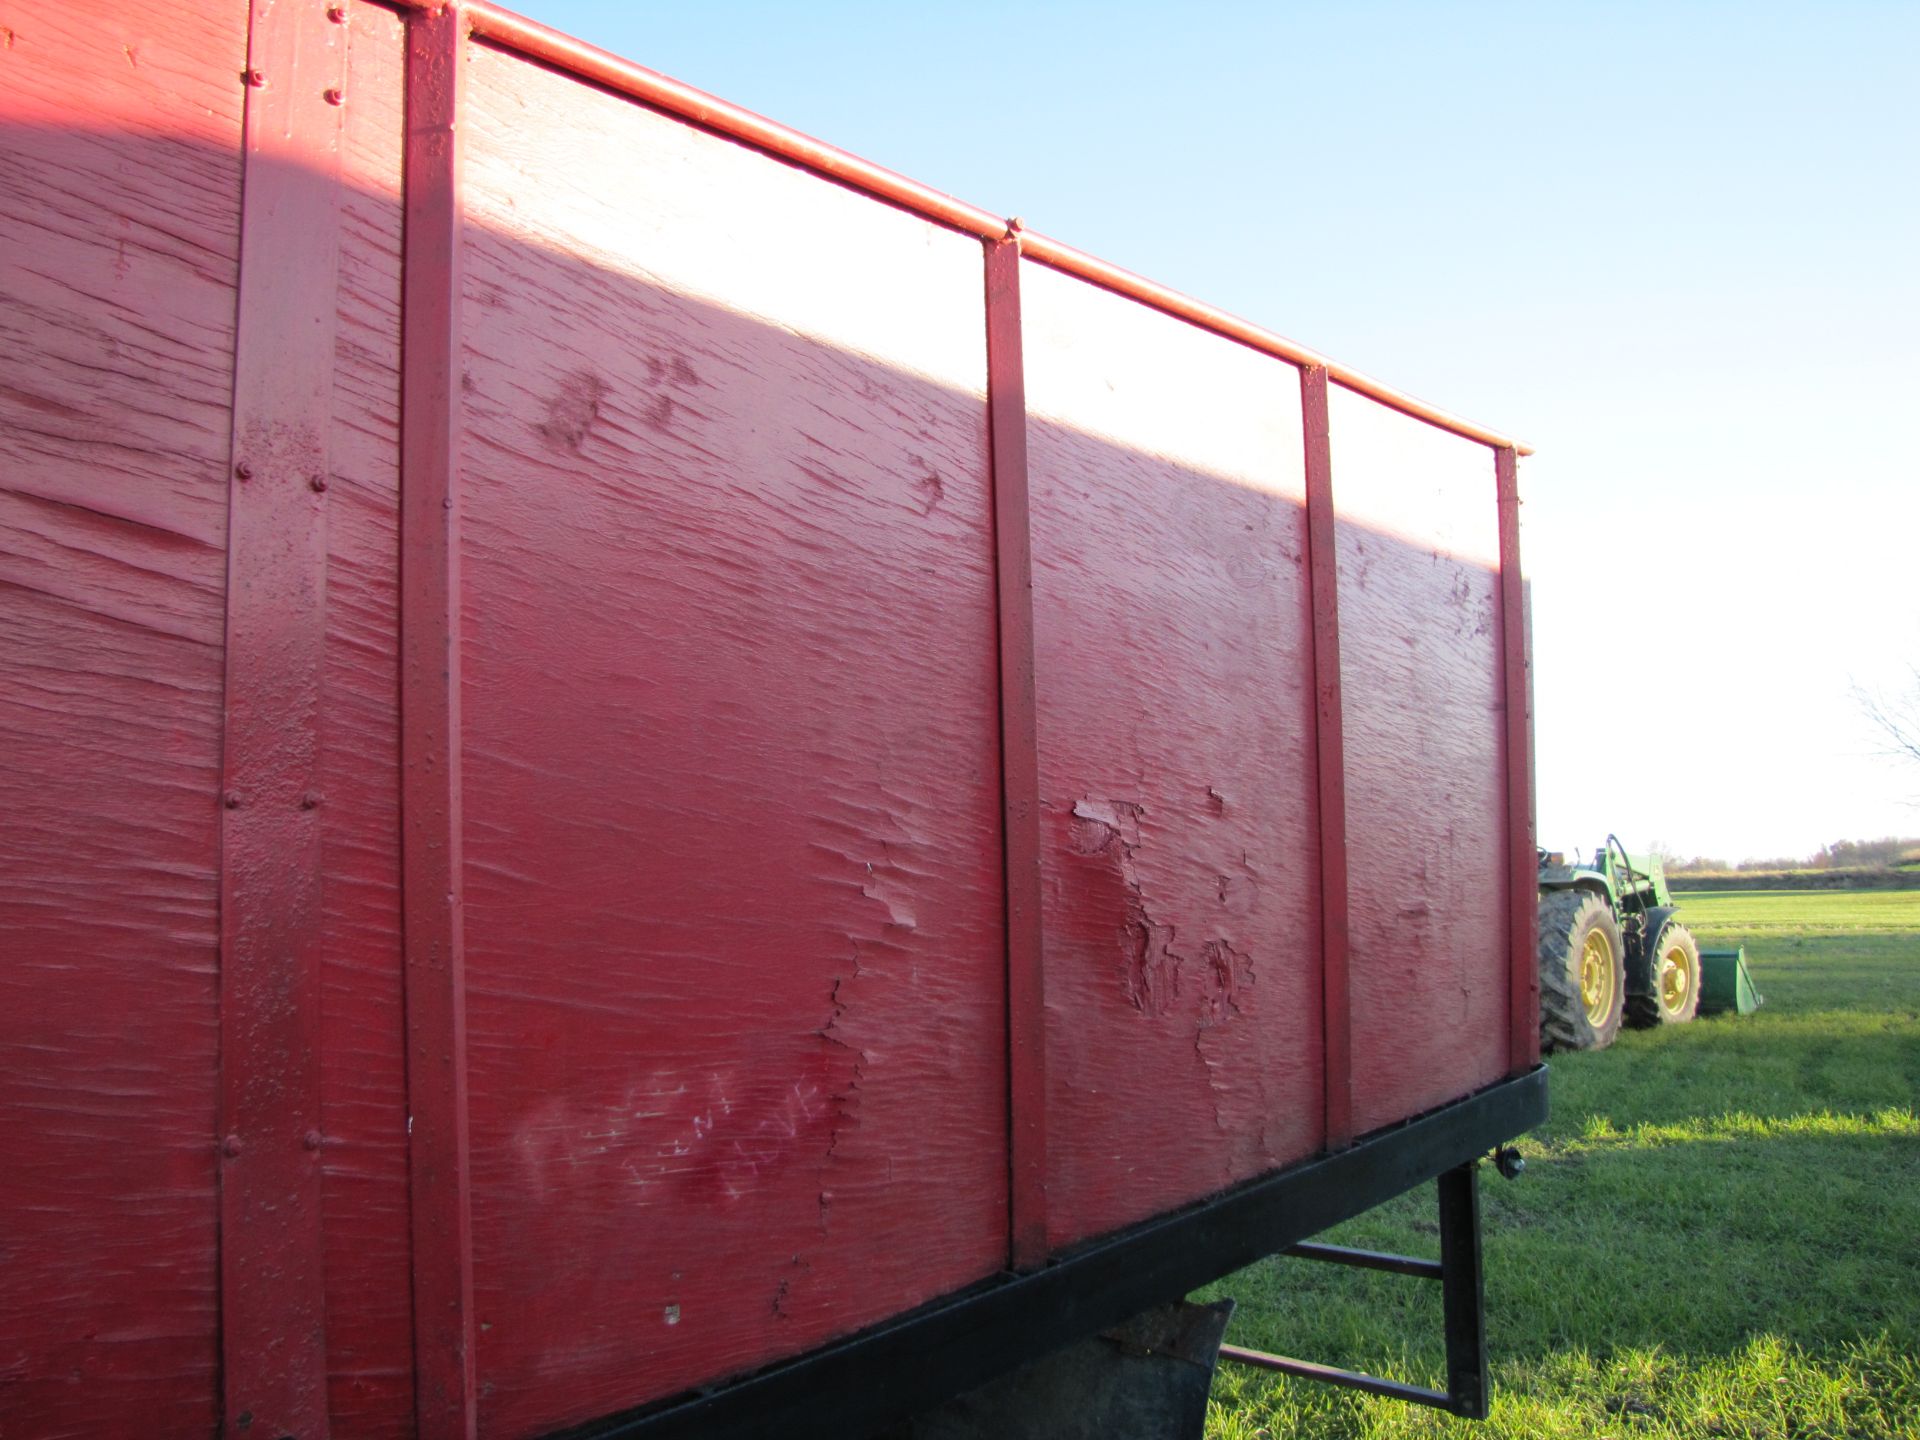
top-left (1579, 927), bottom-right (1615, 1027)
top-left (1659, 942), bottom-right (1694, 1015)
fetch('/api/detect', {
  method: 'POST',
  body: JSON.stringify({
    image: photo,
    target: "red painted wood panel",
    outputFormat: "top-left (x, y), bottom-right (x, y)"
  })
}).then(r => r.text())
top-left (1020, 261), bottom-right (1325, 1251)
top-left (1496, 446), bottom-right (1540, 1074)
top-left (985, 236), bottom-right (1051, 1269)
top-left (0, 2), bottom-right (244, 1434)
top-left (453, 46), bottom-right (1008, 1434)
top-left (216, 0), bottom-right (348, 1429)
top-left (319, 7), bottom-right (417, 1434)
top-left (400, 10), bottom-right (481, 1438)
top-left (1329, 385), bottom-right (1508, 1135)
top-left (1298, 365), bottom-right (1354, 1151)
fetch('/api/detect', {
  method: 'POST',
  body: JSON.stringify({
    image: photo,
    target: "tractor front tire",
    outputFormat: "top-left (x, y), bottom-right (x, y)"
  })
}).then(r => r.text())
top-left (1627, 917), bottom-right (1702, 1027)
top-left (1539, 890), bottom-right (1625, 1052)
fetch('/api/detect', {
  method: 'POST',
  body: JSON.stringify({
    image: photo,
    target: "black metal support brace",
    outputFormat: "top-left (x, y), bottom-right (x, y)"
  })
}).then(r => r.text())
top-left (1218, 1161), bottom-right (1490, 1419)
top-left (1282, 1241), bottom-right (1443, 1280)
top-left (1439, 1162), bottom-right (1488, 1417)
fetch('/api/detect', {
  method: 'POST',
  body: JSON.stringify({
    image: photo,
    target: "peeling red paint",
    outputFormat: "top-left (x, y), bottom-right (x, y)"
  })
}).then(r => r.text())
top-left (1070, 799), bottom-right (1258, 1025)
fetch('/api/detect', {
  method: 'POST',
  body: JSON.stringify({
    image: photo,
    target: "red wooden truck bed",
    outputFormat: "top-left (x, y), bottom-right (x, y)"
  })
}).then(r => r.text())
top-left (0, 3), bottom-right (1544, 1436)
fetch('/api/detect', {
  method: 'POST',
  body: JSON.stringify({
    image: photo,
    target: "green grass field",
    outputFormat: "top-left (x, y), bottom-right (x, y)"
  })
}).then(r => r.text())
top-left (1199, 889), bottom-right (1920, 1439)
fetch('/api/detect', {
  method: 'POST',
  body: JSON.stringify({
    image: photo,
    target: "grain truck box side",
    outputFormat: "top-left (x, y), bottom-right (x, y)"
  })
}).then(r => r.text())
top-left (0, 2), bottom-right (1543, 1437)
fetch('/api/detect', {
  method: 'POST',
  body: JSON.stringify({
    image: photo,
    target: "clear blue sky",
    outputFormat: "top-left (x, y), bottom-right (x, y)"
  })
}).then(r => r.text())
top-left (520, 0), bottom-right (1918, 863)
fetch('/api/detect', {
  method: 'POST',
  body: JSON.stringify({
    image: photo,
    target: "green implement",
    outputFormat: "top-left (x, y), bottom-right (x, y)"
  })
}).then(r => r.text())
top-left (1698, 945), bottom-right (1766, 1016)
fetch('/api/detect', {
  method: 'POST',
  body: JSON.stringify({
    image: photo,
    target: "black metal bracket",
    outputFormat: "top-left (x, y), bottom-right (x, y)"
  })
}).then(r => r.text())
top-left (1217, 1161), bottom-right (1488, 1418)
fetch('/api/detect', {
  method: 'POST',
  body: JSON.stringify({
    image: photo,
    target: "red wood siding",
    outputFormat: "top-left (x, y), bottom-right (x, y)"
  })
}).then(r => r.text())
top-left (453, 46), bottom-right (1008, 1435)
top-left (1329, 385), bottom-right (1509, 1135)
top-left (0, 2), bottom-right (245, 1433)
top-left (1021, 261), bottom-right (1325, 1250)
top-left (321, 8), bottom-right (416, 1434)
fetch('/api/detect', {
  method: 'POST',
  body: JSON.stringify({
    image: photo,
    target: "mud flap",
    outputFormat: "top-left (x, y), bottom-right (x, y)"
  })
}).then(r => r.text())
top-left (877, 1299), bottom-right (1235, 1440)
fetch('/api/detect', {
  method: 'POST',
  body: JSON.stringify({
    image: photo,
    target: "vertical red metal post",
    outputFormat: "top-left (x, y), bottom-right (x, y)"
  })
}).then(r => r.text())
top-left (217, 2), bottom-right (346, 1435)
top-left (402, 8), bottom-right (478, 1437)
top-left (986, 234), bottom-right (1049, 1268)
top-left (1300, 365), bottom-right (1353, 1151)
top-left (1495, 446), bottom-right (1540, 1072)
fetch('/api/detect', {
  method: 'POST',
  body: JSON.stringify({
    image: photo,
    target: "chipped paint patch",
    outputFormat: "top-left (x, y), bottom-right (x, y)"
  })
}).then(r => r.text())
top-left (509, 1061), bottom-right (851, 1211)
top-left (536, 368), bottom-right (607, 451)
top-left (1071, 798), bottom-right (1257, 1024)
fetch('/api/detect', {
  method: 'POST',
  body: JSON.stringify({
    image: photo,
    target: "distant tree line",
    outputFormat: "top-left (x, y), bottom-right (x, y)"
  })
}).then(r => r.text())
top-left (1663, 837), bottom-right (1920, 875)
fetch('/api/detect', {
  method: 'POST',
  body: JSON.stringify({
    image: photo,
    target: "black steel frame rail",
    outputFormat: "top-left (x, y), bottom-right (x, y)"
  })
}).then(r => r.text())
top-left (1220, 1161), bottom-right (1489, 1418)
top-left (546, 1065), bottom-right (1547, 1440)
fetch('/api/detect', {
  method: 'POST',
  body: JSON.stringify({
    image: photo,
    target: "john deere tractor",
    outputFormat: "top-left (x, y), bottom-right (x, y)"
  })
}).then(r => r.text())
top-left (1538, 837), bottom-right (1700, 1051)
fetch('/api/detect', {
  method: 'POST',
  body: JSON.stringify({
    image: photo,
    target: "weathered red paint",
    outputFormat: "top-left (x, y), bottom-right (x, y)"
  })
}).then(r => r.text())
top-left (1496, 445), bottom-right (1540, 1072)
top-left (1332, 387), bottom-right (1510, 1135)
top-left (987, 233), bottom-right (1051, 1271)
top-left (448, 2), bottom-right (1529, 458)
top-left (0, 4), bottom-right (244, 1432)
top-left (217, 1), bottom-right (347, 1433)
top-left (1, 3), bottom-right (1533, 1434)
top-left (401, 6), bottom-right (478, 1437)
top-left (452, 39), bottom-right (1010, 1434)
top-left (318, 9), bottom-right (419, 1431)
top-left (1022, 259), bottom-right (1326, 1249)
top-left (1300, 365), bottom-right (1353, 1151)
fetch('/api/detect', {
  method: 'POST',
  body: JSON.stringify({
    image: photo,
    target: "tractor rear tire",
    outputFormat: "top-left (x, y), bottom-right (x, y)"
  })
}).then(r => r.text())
top-left (1538, 890), bottom-right (1625, 1053)
top-left (1626, 917), bottom-right (1702, 1027)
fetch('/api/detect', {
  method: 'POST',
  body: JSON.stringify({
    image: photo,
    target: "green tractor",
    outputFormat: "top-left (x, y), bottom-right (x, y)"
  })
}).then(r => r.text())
top-left (1537, 837), bottom-right (1701, 1052)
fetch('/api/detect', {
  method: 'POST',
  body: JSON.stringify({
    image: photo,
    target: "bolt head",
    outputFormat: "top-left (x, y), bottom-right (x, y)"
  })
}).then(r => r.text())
top-left (310, 474), bottom-right (329, 492)
top-left (235, 461), bottom-right (253, 480)
top-left (326, 3), bottom-right (347, 20)
top-left (323, 87), bottom-right (344, 106)
top-left (223, 791), bottom-right (243, 810)
top-left (242, 68), bottom-right (265, 87)
top-left (222, 1134), bottom-right (242, 1158)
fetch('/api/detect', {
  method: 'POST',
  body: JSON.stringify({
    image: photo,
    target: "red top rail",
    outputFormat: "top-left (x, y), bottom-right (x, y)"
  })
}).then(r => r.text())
top-left (419, 0), bottom-right (1532, 456)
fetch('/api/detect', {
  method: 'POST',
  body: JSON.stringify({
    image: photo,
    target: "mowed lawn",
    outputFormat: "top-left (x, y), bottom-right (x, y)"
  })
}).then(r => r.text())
top-left (1199, 890), bottom-right (1920, 1439)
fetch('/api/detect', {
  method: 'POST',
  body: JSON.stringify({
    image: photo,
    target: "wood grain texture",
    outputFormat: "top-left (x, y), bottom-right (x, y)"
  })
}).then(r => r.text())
top-left (985, 237), bottom-right (1050, 1270)
top-left (1496, 447), bottom-right (1539, 1074)
top-left (1299, 366), bottom-right (1354, 1150)
top-left (319, 7), bottom-right (417, 1434)
top-left (401, 9), bottom-right (480, 1438)
top-left (216, 1), bottom-right (348, 1430)
top-left (0, 2), bottom-right (244, 1434)
top-left (1020, 261), bottom-right (1324, 1251)
top-left (1328, 385), bottom-right (1507, 1136)
top-left (455, 46), bottom-right (1007, 1435)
